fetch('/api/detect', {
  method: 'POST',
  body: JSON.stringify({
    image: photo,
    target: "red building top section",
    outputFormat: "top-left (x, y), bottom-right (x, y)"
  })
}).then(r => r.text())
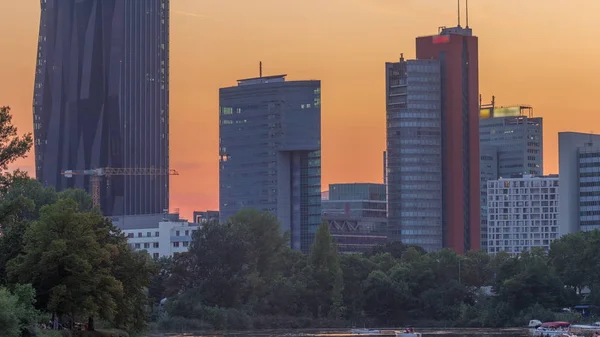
top-left (414, 26), bottom-right (481, 254)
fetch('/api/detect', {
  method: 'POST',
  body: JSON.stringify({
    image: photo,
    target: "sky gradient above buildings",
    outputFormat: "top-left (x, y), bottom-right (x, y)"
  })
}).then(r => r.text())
top-left (1, 0), bottom-right (599, 219)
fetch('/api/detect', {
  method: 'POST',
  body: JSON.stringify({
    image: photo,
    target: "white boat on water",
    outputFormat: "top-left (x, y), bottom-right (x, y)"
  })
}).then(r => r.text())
top-left (395, 331), bottom-right (422, 337)
top-left (531, 321), bottom-right (573, 337)
top-left (351, 329), bottom-right (381, 335)
top-left (532, 328), bottom-right (572, 337)
top-left (529, 320), bottom-right (543, 328)
top-left (571, 322), bottom-right (600, 331)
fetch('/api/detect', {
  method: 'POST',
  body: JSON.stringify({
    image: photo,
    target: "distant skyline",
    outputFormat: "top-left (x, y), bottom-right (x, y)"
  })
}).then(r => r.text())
top-left (1, 0), bottom-right (600, 219)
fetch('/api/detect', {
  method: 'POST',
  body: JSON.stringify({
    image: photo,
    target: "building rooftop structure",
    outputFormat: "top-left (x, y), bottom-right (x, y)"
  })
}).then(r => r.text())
top-left (110, 213), bottom-right (186, 230)
top-left (237, 74), bottom-right (287, 86)
top-left (480, 96), bottom-right (533, 119)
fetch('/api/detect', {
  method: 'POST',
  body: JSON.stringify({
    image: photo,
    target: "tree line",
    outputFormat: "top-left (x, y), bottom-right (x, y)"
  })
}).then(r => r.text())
top-left (151, 208), bottom-right (597, 331)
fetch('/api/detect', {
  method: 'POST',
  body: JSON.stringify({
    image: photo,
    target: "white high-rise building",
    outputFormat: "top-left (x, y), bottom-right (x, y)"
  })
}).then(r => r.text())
top-left (486, 174), bottom-right (559, 255)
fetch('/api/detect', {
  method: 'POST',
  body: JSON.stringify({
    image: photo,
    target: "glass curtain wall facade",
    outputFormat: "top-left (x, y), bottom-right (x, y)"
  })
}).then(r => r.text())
top-left (219, 75), bottom-right (321, 252)
top-left (33, 0), bottom-right (170, 216)
top-left (386, 56), bottom-right (443, 251)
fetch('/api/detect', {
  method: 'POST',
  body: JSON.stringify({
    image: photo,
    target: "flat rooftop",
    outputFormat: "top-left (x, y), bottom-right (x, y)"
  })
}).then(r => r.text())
top-left (237, 74), bottom-right (287, 86)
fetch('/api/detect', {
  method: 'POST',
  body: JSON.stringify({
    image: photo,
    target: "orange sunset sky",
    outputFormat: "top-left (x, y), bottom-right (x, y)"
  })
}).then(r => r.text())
top-left (1, 0), bottom-right (599, 220)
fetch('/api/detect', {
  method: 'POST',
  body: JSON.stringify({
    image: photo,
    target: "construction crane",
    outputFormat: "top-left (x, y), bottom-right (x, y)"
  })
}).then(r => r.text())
top-left (61, 167), bottom-right (179, 209)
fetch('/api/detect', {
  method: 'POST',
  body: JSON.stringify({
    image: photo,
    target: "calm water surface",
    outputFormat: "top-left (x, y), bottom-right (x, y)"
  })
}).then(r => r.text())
top-left (152, 328), bottom-right (528, 337)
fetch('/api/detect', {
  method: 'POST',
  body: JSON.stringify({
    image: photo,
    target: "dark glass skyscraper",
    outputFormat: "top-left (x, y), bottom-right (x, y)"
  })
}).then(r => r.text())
top-left (33, 0), bottom-right (170, 216)
top-left (219, 75), bottom-right (321, 253)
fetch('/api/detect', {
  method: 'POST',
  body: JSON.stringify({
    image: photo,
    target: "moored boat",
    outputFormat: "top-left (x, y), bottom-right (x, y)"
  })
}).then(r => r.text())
top-left (529, 320), bottom-right (543, 328)
top-left (351, 329), bottom-right (381, 335)
top-left (570, 322), bottom-right (600, 332)
top-left (395, 329), bottom-right (421, 337)
top-left (532, 321), bottom-right (571, 337)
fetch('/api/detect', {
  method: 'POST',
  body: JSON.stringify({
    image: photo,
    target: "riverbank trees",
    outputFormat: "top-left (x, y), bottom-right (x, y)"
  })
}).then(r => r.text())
top-left (0, 178), bottom-right (157, 333)
top-left (0, 106), bottom-right (154, 335)
top-left (157, 211), bottom-right (591, 330)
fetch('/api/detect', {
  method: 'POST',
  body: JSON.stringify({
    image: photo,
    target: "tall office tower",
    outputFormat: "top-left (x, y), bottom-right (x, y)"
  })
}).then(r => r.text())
top-left (479, 102), bottom-right (543, 252)
top-left (559, 132), bottom-right (600, 234)
top-left (386, 55), bottom-right (443, 252)
top-left (219, 74), bottom-right (321, 252)
top-left (32, 0), bottom-right (170, 216)
top-left (389, 23), bottom-right (479, 254)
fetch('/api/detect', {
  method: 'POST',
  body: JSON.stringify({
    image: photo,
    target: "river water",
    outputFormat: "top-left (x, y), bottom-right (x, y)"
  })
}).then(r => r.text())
top-left (152, 328), bottom-right (528, 337)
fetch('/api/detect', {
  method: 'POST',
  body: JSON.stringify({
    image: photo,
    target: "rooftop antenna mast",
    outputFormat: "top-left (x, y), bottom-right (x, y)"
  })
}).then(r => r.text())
top-left (259, 61), bottom-right (262, 78)
top-left (465, 0), bottom-right (469, 27)
top-left (457, 0), bottom-right (461, 27)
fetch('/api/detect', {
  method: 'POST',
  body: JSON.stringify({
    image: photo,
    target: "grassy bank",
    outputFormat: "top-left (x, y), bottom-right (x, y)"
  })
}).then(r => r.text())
top-left (39, 329), bottom-right (130, 337)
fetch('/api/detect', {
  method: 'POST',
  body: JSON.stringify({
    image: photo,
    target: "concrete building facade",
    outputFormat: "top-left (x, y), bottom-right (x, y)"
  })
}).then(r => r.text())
top-left (487, 175), bottom-right (559, 255)
top-left (33, 0), bottom-right (170, 216)
top-left (219, 74), bottom-right (321, 252)
top-left (113, 213), bottom-right (198, 259)
top-left (559, 132), bottom-right (600, 234)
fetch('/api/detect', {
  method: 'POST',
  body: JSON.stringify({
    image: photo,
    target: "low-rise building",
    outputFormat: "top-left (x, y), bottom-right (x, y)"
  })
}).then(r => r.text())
top-left (111, 213), bottom-right (199, 258)
top-left (322, 183), bottom-right (387, 253)
top-left (486, 174), bottom-right (559, 255)
top-left (193, 210), bottom-right (219, 224)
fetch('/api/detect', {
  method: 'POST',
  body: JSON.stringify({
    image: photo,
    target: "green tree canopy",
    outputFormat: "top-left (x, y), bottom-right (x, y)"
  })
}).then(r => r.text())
top-left (174, 209), bottom-right (288, 308)
top-left (0, 284), bottom-right (40, 337)
top-left (0, 106), bottom-right (33, 193)
top-left (308, 222), bottom-right (344, 318)
top-left (159, 213), bottom-right (600, 330)
top-left (5, 198), bottom-right (154, 332)
top-left (7, 199), bottom-right (123, 322)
